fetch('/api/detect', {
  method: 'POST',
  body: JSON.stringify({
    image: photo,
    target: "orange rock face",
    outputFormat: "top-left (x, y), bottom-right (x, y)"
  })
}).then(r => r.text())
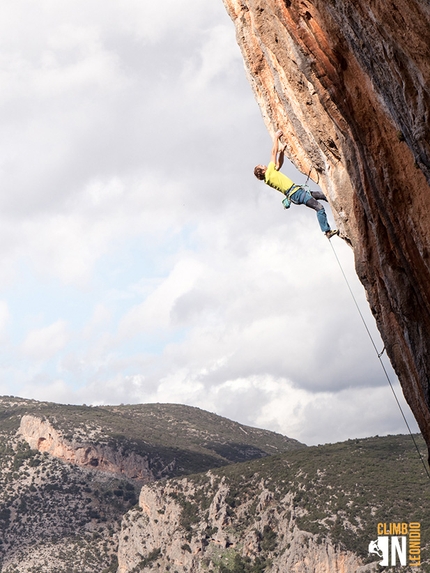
top-left (223, 0), bottom-right (430, 449)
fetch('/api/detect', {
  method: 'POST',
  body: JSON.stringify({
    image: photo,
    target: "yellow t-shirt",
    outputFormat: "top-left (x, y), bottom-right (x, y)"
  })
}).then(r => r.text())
top-left (264, 162), bottom-right (294, 195)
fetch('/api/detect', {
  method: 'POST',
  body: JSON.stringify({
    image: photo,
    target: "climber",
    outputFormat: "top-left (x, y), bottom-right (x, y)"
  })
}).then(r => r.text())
top-left (254, 130), bottom-right (338, 239)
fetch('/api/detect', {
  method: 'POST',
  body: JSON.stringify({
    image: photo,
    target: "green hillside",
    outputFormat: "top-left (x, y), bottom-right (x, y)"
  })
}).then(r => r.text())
top-left (0, 397), bottom-right (428, 572)
top-left (0, 397), bottom-right (304, 477)
top-left (171, 433), bottom-right (430, 569)
top-left (0, 396), bottom-right (304, 572)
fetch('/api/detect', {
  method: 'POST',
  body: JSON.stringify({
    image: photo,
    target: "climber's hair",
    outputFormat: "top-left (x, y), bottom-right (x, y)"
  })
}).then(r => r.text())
top-left (254, 165), bottom-right (266, 180)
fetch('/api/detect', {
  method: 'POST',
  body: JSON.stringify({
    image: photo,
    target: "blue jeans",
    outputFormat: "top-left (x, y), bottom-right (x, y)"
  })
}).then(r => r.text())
top-left (290, 188), bottom-right (331, 233)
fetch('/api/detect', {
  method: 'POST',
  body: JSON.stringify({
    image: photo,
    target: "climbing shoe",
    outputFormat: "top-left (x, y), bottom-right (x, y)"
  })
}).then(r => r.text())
top-left (325, 229), bottom-right (339, 239)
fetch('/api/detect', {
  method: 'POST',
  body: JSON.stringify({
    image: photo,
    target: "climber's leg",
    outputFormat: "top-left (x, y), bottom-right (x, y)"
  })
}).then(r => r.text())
top-left (290, 187), bottom-right (337, 236)
top-left (305, 197), bottom-right (331, 233)
top-left (311, 190), bottom-right (328, 202)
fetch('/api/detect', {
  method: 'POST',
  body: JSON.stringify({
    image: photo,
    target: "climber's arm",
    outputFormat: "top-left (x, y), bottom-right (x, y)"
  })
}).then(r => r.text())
top-left (271, 130), bottom-right (286, 170)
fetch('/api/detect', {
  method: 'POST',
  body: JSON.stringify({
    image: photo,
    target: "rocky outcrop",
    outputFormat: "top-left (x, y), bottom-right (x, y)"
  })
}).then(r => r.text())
top-left (117, 476), bottom-right (375, 573)
top-left (6, 415), bottom-right (427, 572)
top-left (16, 405), bottom-right (305, 483)
top-left (19, 414), bottom-right (154, 481)
top-left (222, 0), bottom-right (430, 449)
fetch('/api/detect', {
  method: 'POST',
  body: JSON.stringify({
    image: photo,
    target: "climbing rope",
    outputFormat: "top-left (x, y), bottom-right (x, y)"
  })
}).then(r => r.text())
top-left (329, 239), bottom-right (430, 481)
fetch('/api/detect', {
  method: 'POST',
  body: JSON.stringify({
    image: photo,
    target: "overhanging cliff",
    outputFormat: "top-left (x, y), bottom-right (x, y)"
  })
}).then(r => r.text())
top-left (223, 0), bottom-right (430, 449)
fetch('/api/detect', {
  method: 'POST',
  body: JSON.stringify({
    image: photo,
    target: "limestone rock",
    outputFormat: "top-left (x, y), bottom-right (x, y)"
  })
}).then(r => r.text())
top-left (222, 0), bottom-right (430, 449)
top-left (19, 414), bottom-right (154, 481)
top-left (117, 477), bottom-right (375, 573)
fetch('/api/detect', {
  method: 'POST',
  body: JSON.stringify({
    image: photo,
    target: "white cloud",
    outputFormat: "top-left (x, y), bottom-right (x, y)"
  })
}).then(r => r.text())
top-left (0, 0), bottom-right (414, 449)
top-left (18, 376), bottom-right (73, 405)
top-left (21, 320), bottom-right (69, 361)
top-left (82, 304), bottom-right (112, 339)
top-left (0, 301), bottom-right (10, 342)
top-left (118, 258), bottom-right (205, 337)
top-left (254, 379), bottom-right (419, 445)
top-left (182, 24), bottom-right (243, 92)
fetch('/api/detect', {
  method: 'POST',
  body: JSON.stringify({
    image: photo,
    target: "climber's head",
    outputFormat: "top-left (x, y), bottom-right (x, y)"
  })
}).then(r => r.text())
top-left (254, 165), bottom-right (266, 180)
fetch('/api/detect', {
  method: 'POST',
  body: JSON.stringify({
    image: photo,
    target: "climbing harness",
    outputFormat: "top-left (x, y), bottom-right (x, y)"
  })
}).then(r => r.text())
top-left (329, 239), bottom-right (430, 481)
top-left (282, 170), bottom-right (314, 210)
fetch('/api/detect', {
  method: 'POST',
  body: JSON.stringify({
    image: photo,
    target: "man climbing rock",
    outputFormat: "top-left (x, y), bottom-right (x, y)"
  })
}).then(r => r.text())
top-left (254, 130), bottom-right (338, 239)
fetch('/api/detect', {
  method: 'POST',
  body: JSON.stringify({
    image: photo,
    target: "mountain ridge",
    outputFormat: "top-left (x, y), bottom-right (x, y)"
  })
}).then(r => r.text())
top-left (0, 396), bottom-right (428, 572)
top-left (2, 397), bottom-right (305, 482)
top-left (0, 396), bottom-right (303, 572)
top-left (118, 433), bottom-right (429, 572)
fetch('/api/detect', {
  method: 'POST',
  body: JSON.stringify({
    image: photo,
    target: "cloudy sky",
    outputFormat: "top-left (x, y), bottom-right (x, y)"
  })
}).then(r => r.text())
top-left (0, 0), bottom-right (419, 445)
